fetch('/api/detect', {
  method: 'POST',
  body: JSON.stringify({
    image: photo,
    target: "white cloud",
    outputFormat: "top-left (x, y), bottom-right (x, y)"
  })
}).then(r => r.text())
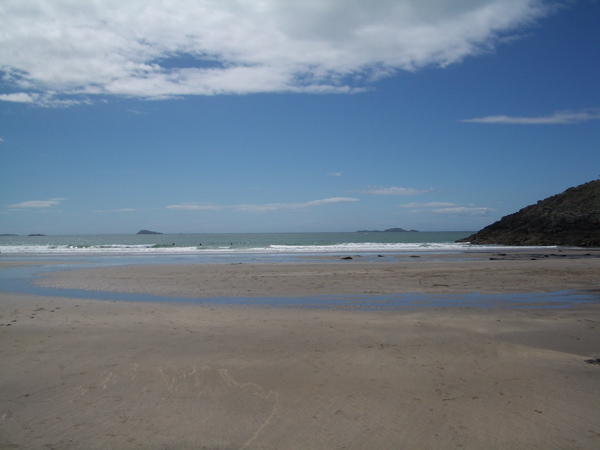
top-left (356, 186), bottom-right (433, 196)
top-left (8, 197), bottom-right (66, 208)
top-left (328, 172), bottom-right (342, 177)
top-left (0, 91), bottom-right (90, 107)
top-left (0, 92), bottom-right (39, 103)
top-left (167, 197), bottom-right (358, 212)
top-left (462, 109), bottom-right (600, 124)
top-left (400, 201), bottom-right (494, 216)
top-left (0, 0), bottom-right (552, 104)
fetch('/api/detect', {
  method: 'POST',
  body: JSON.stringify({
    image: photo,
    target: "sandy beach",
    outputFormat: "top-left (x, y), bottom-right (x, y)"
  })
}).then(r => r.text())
top-left (1, 254), bottom-right (600, 448)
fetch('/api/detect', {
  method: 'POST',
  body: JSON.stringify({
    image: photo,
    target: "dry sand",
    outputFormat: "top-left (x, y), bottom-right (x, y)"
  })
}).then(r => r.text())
top-left (1, 255), bottom-right (600, 448)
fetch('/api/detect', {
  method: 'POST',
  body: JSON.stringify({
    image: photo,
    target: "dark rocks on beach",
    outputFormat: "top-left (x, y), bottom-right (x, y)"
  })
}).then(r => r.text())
top-left (137, 229), bottom-right (162, 235)
top-left (457, 179), bottom-right (600, 247)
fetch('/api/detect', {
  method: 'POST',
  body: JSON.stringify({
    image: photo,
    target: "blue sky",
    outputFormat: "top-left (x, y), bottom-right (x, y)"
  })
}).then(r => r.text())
top-left (1, 0), bottom-right (599, 235)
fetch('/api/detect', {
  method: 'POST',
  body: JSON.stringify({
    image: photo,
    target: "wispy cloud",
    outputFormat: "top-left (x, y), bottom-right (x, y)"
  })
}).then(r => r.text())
top-left (0, 93), bottom-right (39, 103)
top-left (0, 0), bottom-right (552, 105)
top-left (328, 172), bottom-right (342, 177)
top-left (462, 109), bottom-right (600, 125)
top-left (167, 197), bottom-right (358, 212)
top-left (8, 198), bottom-right (66, 209)
top-left (0, 92), bottom-right (90, 108)
top-left (355, 186), bottom-right (433, 196)
top-left (428, 206), bottom-right (493, 216)
top-left (400, 202), bottom-right (458, 208)
top-left (167, 203), bottom-right (224, 212)
top-left (400, 202), bottom-right (493, 216)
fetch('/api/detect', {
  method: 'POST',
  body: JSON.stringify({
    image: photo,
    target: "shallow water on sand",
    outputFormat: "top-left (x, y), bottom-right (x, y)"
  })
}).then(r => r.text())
top-left (2, 259), bottom-right (598, 310)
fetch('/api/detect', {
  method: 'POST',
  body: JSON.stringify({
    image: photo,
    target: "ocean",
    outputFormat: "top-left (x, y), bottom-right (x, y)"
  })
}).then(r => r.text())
top-left (0, 231), bottom-right (555, 258)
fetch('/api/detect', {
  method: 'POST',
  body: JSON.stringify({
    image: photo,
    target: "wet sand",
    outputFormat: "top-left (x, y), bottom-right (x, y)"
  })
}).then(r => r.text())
top-left (1, 254), bottom-right (600, 448)
top-left (33, 250), bottom-right (600, 297)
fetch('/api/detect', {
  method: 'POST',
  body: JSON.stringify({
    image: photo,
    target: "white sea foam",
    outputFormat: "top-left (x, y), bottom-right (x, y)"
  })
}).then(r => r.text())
top-left (0, 242), bottom-right (555, 256)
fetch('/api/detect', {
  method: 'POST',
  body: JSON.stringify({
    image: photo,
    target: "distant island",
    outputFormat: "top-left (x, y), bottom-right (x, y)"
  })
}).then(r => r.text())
top-left (28, 234), bottom-right (46, 236)
top-left (137, 229), bottom-right (163, 235)
top-left (0, 234), bottom-right (18, 236)
top-left (457, 179), bottom-right (600, 247)
top-left (357, 227), bottom-right (419, 233)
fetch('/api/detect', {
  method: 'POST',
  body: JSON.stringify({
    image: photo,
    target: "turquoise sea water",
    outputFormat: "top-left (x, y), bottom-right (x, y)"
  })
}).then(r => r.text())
top-left (0, 231), bottom-right (556, 257)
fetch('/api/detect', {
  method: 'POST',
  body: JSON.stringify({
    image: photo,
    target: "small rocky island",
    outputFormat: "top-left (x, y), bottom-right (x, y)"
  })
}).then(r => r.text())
top-left (137, 229), bottom-right (162, 235)
top-left (458, 179), bottom-right (600, 247)
top-left (357, 227), bottom-right (419, 232)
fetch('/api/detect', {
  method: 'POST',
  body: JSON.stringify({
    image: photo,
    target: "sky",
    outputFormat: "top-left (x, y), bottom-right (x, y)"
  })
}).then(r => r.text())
top-left (1, 0), bottom-right (599, 235)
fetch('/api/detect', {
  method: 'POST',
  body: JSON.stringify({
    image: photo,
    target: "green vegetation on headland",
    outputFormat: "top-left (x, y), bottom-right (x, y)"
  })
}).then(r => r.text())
top-left (458, 179), bottom-right (600, 247)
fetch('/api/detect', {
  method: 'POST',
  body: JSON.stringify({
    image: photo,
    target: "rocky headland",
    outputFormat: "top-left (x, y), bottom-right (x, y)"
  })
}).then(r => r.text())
top-left (458, 179), bottom-right (600, 247)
